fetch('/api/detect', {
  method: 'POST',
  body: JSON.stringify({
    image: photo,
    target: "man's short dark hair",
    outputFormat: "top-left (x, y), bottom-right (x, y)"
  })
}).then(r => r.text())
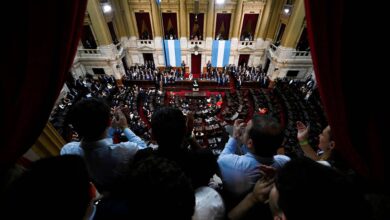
top-left (2, 155), bottom-right (91, 219)
top-left (275, 157), bottom-right (371, 220)
top-left (151, 107), bottom-right (186, 150)
top-left (68, 97), bottom-right (111, 140)
top-left (128, 155), bottom-right (195, 220)
top-left (249, 115), bottom-right (283, 157)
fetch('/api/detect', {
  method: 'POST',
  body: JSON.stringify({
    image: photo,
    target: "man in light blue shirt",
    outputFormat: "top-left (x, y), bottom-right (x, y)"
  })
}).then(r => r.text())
top-left (218, 115), bottom-right (290, 200)
top-left (61, 98), bottom-right (146, 193)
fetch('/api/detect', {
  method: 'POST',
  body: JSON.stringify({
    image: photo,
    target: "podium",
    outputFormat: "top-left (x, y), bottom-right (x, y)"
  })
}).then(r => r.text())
top-left (192, 79), bottom-right (199, 91)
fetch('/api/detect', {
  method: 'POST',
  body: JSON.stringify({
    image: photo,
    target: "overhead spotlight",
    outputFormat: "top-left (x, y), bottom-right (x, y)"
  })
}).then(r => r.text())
top-left (216, 0), bottom-right (225, 4)
top-left (282, 4), bottom-right (293, 16)
top-left (103, 4), bottom-right (112, 13)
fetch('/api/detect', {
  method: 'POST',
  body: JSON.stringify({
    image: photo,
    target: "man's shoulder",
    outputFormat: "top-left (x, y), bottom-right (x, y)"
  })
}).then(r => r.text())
top-left (217, 153), bottom-right (252, 167)
top-left (61, 142), bottom-right (82, 155)
top-left (273, 154), bottom-right (291, 164)
top-left (110, 141), bottom-right (142, 153)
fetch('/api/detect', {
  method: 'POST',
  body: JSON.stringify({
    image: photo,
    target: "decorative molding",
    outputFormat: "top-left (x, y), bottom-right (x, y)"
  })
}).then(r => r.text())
top-left (31, 122), bottom-right (65, 158)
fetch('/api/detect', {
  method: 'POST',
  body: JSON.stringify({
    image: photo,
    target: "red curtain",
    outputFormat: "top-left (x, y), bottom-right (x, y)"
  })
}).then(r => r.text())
top-left (238, 54), bottom-right (250, 67)
top-left (189, 13), bottom-right (204, 39)
top-left (304, 0), bottom-right (385, 184)
top-left (191, 54), bottom-right (201, 76)
top-left (162, 13), bottom-right (178, 39)
top-left (135, 13), bottom-right (153, 39)
top-left (215, 14), bottom-right (231, 40)
top-left (240, 14), bottom-right (259, 39)
top-left (0, 0), bottom-right (88, 171)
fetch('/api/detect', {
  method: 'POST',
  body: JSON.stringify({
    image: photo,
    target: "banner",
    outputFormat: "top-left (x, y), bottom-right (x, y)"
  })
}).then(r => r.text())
top-left (163, 40), bottom-right (182, 67)
top-left (211, 40), bottom-right (231, 67)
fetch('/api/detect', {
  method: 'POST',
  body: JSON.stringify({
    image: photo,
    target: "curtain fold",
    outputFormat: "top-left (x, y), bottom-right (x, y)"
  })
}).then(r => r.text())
top-left (240, 14), bottom-right (259, 39)
top-left (190, 13), bottom-right (204, 39)
top-left (304, 0), bottom-right (385, 184)
top-left (135, 12), bottom-right (153, 39)
top-left (162, 13), bottom-right (178, 39)
top-left (215, 14), bottom-right (231, 40)
top-left (191, 54), bottom-right (201, 75)
top-left (0, 0), bottom-right (88, 170)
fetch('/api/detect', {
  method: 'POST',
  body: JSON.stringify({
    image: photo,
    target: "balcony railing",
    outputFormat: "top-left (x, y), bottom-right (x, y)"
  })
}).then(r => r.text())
top-left (292, 51), bottom-right (311, 57)
top-left (77, 48), bottom-right (102, 56)
top-left (136, 40), bottom-right (154, 48)
top-left (189, 40), bottom-right (203, 45)
top-left (188, 40), bottom-right (204, 49)
top-left (238, 40), bottom-right (256, 50)
top-left (239, 41), bottom-right (255, 46)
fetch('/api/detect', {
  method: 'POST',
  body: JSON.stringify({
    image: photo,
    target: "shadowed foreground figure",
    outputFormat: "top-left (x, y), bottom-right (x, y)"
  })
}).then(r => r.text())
top-left (128, 155), bottom-right (195, 220)
top-left (229, 157), bottom-right (372, 220)
top-left (1, 155), bottom-right (94, 220)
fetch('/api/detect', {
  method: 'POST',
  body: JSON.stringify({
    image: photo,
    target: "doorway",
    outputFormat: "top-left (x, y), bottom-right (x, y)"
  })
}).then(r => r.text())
top-left (238, 54), bottom-right (250, 67)
top-left (143, 53), bottom-right (154, 65)
top-left (81, 25), bottom-right (97, 49)
top-left (191, 54), bottom-right (201, 78)
top-left (264, 58), bottom-right (271, 74)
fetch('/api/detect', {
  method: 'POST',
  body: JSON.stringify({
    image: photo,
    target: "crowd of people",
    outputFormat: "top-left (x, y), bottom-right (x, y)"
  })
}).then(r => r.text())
top-left (0, 66), bottom-right (377, 219)
top-left (1, 101), bottom-right (372, 219)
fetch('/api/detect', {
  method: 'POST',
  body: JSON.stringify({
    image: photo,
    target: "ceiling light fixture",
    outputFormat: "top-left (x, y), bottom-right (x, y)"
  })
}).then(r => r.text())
top-left (103, 4), bottom-right (112, 13)
top-left (282, 4), bottom-right (293, 16)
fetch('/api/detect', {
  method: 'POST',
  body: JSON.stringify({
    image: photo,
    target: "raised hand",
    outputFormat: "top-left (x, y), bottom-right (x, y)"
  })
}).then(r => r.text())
top-left (260, 164), bottom-right (277, 179)
top-left (296, 121), bottom-right (309, 141)
top-left (251, 176), bottom-right (274, 203)
top-left (186, 111), bottom-right (194, 136)
top-left (233, 119), bottom-right (246, 141)
top-left (113, 108), bottom-right (128, 130)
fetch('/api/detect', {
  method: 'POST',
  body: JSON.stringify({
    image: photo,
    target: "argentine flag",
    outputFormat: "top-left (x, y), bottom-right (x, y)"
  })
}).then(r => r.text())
top-left (163, 40), bottom-right (182, 67)
top-left (211, 40), bottom-right (231, 67)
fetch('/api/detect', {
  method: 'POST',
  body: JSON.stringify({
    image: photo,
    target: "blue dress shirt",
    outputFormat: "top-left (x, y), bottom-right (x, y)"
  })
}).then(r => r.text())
top-left (61, 128), bottom-right (147, 191)
top-left (217, 137), bottom-right (290, 198)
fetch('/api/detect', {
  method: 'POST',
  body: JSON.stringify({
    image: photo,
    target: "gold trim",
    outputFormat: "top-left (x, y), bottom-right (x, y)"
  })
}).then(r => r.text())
top-left (31, 122), bottom-right (65, 158)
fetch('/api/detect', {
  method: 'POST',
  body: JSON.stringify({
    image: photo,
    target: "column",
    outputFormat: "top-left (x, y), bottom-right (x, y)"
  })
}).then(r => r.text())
top-left (111, 0), bottom-right (127, 37)
top-left (265, 0), bottom-right (284, 41)
top-left (232, 0), bottom-right (244, 38)
top-left (120, 0), bottom-right (136, 37)
top-left (257, 0), bottom-right (273, 39)
top-left (206, 0), bottom-right (214, 38)
top-left (151, 0), bottom-right (162, 37)
top-left (87, 0), bottom-right (112, 46)
top-left (281, 0), bottom-right (305, 48)
top-left (180, 0), bottom-right (187, 38)
top-left (31, 122), bottom-right (65, 157)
